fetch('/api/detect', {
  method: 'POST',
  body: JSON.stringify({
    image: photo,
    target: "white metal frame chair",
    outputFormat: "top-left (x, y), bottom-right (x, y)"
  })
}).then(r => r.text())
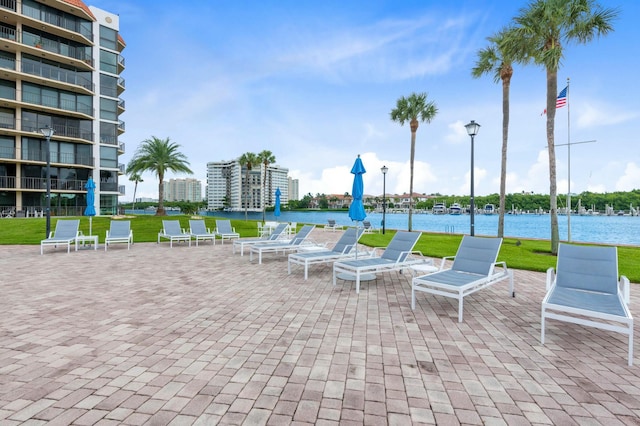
top-left (288, 227), bottom-right (364, 280)
top-left (40, 219), bottom-right (80, 254)
top-left (411, 236), bottom-right (514, 322)
top-left (249, 225), bottom-right (316, 264)
top-left (324, 219), bottom-right (343, 232)
top-left (542, 243), bottom-right (633, 366)
top-left (105, 220), bottom-right (133, 251)
top-left (233, 223), bottom-right (289, 256)
top-left (189, 219), bottom-right (216, 247)
top-left (215, 220), bottom-right (240, 245)
top-left (333, 231), bottom-right (424, 293)
top-left (158, 220), bottom-right (191, 248)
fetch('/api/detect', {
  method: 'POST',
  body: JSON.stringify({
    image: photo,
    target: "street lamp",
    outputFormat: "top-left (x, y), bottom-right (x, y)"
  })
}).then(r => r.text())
top-left (381, 165), bottom-right (388, 234)
top-left (464, 120), bottom-right (480, 236)
top-left (39, 125), bottom-right (54, 238)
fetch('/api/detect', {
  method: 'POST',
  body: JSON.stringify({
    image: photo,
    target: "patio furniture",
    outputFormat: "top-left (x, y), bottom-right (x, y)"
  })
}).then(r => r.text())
top-left (333, 231), bottom-right (423, 293)
top-left (288, 227), bottom-right (364, 280)
top-left (324, 219), bottom-right (343, 232)
top-left (105, 220), bottom-right (133, 251)
top-left (249, 225), bottom-right (316, 264)
top-left (233, 223), bottom-right (289, 256)
top-left (189, 219), bottom-right (216, 246)
top-left (542, 243), bottom-right (634, 366)
top-left (215, 220), bottom-right (240, 244)
top-left (40, 219), bottom-right (80, 254)
top-left (158, 220), bottom-right (191, 248)
top-left (411, 236), bottom-right (513, 322)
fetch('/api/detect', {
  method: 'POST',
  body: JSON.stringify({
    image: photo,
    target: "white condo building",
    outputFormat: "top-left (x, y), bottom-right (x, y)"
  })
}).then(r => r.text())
top-left (163, 178), bottom-right (202, 202)
top-left (207, 160), bottom-right (288, 212)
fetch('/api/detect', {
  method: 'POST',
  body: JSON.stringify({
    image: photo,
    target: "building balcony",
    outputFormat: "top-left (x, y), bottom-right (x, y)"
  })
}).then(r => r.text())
top-left (118, 163), bottom-right (125, 175)
top-left (118, 142), bottom-right (125, 154)
top-left (117, 98), bottom-right (125, 113)
top-left (118, 185), bottom-right (126, 196)
top-left (117, 77), bottom-right (125, 94)
top-left (117, 120), bottom-right (125, 134)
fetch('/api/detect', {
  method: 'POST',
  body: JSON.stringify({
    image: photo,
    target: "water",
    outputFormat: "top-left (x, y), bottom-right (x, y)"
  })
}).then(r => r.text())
top-left (198, 210), bottom-right (640, 246)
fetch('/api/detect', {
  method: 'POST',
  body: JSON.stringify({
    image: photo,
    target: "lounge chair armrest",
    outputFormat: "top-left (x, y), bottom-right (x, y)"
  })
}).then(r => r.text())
top-left (494, 261), bottom-right (509, 274)
top-left (439, 255), bottom-right (455, 270)
top-left (620, 275), bottom-right (630, 305)
top-left (546, 267), bottom-right (556, 290)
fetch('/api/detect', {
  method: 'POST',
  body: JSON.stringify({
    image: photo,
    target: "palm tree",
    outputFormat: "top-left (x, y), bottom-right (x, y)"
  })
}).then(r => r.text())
top-left (238, 152), bottom-right (258, 220)
top-left (126, 136), bottom-right (192, 216)
top-left (128, 172), bottom-right (143, 212)
top-left (472, 26), bottom-right (522, 238)
top-left (390, 92), bottom-right (438, 231)
top-left (511, 0), bottom-right (618, 254)
top-left (257, 150), bottom-right (276, 222)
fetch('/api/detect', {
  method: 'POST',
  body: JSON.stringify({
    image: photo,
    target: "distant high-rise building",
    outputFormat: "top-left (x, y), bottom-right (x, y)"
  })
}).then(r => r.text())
top-left (163, 178), bottom-right (202, 202)
top-left (288, 177), bottom-right (299, 201)
top-left (207, 159), bottom-right (288, 212)
top-left (0, 1), bottom-right (126, 216)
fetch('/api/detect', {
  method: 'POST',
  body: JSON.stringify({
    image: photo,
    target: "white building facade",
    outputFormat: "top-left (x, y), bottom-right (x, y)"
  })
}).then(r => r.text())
top-left (163, 178), bottom-right (202, 202)
top-left (206, 160), bottom-right (288, 212)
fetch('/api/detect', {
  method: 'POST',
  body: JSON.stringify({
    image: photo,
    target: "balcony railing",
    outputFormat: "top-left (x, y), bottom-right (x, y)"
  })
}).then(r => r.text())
top-left (0, 27), bottom-right (93, 65)
top-left (118, 185), bottom-right (126, 195)
top-left (20, 3), bottom-right (93, 41)
top-left (20, 176), bottom-right (88, 191)
top-left (0, 0), bottom-right (17, 13)
top-left (20, 149), bottom-right (94, 167)
top-left (22, 124), bottom-right (94, 142)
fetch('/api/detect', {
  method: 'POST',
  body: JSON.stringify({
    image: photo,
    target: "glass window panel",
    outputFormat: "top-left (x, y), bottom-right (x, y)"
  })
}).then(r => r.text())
top-left (100, 98), bottom-right (117, 121)
top-left (100, 50), bottom-right (117, 74)
top-left (100, 26), bottom-right (117, 50)
top-left (0, 136), bottom-right (14, 159)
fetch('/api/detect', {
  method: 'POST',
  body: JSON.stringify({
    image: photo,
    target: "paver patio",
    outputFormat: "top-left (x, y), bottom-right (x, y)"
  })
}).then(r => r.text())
top-left (0, 228), bottom-right (638, 425)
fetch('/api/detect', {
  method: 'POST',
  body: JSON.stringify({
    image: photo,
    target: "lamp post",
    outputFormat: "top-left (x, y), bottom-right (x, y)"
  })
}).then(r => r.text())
top-left (381, 165), bottom-right (388, 234)
top-left (39, 125), bottom-right (55, 238)
top-left (464, 120), bottom-right (480, 236)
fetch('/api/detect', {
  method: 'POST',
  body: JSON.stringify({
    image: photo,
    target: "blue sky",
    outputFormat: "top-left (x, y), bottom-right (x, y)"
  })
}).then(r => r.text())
top-left (89, 0), bottom-right (640, 201)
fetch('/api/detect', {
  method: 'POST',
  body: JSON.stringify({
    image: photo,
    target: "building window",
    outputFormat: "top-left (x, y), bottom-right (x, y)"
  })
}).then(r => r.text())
top-left (100, 146), bottom-right (117, 168)
top-left (100, 98), bottom-right (117, 121)
top-left (99, 25), bottom-right (117, 50)
top-left (0, 136), bottom-right (14, 159)
top-left (100, 74), bottom-right (118, 97)
top-left (100, 49), bottom-right (117, 74)
top-left (100, 121), bottom-right (118, 145)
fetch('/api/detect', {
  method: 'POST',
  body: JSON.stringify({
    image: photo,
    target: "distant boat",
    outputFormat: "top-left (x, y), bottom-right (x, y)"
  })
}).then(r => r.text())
top-left (483, 204), bottom-right (496, 215)
top-left (449, 203), bottom-right (462, 215)
top-left (433, 202), bottom-right (446, 214)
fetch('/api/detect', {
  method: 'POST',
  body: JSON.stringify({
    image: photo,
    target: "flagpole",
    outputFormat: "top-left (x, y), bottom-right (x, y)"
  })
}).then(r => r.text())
top-left (566, 77), bottom-right (571, 242)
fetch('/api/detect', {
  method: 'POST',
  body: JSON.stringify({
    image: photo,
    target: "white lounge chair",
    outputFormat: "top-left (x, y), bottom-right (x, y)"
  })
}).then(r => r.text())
top-left (249, 225), bottom-right (316, 264)
top-left (158, 220), bottom-right (191, 248)
top-left (324, 219), bottom-right (343, 232)
top-left (40, 219), bottom-right (80, 254)
top-left (189, 219), bottom-right (216, 247)
top-left (288, 227), bottom-right (364, 280)
top-left (542, 243), bottom-right (634, 366)
top-left (215, 220), bottom-right (240, 245)
top-left (233, 223), bottom-right (289, 256)
top-left (411, 236), bottom-right (514, 322)
top-left (333, 231), bottom-right (424, 293)
top-left (362, 220), bottom-right (378, 234)
top-left (105, 220), bottom-right (133, 251)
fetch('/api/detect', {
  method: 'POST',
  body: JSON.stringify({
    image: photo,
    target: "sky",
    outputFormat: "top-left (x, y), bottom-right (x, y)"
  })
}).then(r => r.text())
top-left (88, 0), bottom-right (640, 201)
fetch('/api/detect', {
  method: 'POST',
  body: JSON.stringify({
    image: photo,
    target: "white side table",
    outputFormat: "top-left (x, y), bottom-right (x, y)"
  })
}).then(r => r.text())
top-left (76, 235), bottom-right (98, 251)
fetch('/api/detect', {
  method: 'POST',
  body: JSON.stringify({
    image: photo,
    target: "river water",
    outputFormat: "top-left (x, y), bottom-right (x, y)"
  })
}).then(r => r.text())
top-left (128, 209), bottom-right (640, 246)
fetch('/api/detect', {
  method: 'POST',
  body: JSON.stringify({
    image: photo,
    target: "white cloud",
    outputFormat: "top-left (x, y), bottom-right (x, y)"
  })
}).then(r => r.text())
top-left (615, 162), bottom-right (640, 191)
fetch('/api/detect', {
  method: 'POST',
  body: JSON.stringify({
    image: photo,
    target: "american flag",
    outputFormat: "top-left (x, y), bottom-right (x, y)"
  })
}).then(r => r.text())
top-left (556, 86), bottom-right (567, 109)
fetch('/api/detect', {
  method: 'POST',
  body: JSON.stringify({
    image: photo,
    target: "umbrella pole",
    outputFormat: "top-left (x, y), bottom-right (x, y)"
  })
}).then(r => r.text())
top-left (89, 216), bottom-right (92, 236)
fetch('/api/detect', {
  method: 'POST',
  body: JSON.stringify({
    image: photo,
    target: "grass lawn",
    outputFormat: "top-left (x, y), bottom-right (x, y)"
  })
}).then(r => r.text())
top-left (2, 214), bottom-right (639, 282)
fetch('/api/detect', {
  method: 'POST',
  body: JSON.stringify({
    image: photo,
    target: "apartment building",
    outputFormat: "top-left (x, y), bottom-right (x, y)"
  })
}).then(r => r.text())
top-left (206, 159), bottom-right (288, 212)
top-left (288, 176), bottom-right (299, 201)
top-left (163, 178), bottom-right (202, 202)
top-left (0, 0), bottom-right (125, 217)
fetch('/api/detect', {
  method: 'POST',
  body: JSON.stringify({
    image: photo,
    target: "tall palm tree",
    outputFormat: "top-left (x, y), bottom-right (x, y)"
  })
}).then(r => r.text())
top-left (511, 0), bottom-right (618, 254)
top-left (257, 150), bottom-right (276, 222)
top-left (126, 136), bottom-right (192, 216)
top-left (390, 92), bottom-right (438, 231)
top-left (128, 172), bottom-right (143, 212)
top-left (238, 152), bottom-right (258, 220)
top-left (472, 26), bottom-right (521, 238)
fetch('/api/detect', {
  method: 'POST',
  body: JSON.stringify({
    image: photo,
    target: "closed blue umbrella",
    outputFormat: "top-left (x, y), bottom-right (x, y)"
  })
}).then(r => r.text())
top-left (349, 155), bottom-right (366, 222)
top-left (349, 155), bottom-right (366, 259)
top-left (274, 187), bottom-right (281, 218)
top-left (84, 177), bottom-right (96, 235)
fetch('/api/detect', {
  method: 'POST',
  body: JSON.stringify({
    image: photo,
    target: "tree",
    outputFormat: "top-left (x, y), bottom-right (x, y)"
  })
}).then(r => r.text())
top-left (511, 0), bottom-right (618, 254)
top-left (390, 92), bottom-right (438, 231)
top-left (126, 136), bottom-right (192, 216)
top-left (472, 26), bottom-right (522, 238)
top-left (128, 172), bottom-right (143, 212)
top-left (257, 150), bottom-right (276, 222)
top-left (238, 152), bottom-right (258, 221)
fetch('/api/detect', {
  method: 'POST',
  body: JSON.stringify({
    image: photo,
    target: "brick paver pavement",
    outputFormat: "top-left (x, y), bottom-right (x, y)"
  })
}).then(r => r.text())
top-left (0, 228), bottom-right (638, 425)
